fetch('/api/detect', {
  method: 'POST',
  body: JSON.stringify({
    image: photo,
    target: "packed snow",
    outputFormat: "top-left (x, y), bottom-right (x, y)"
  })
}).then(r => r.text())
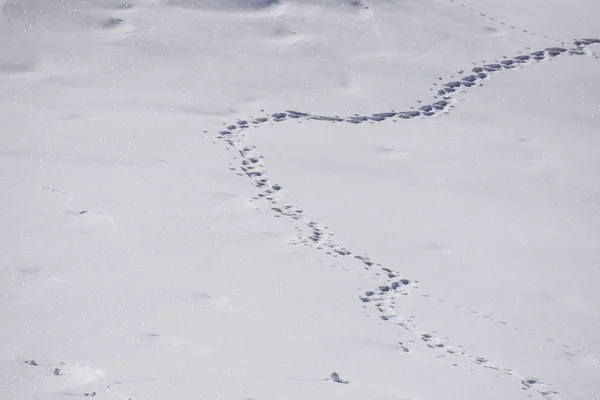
top-left (1, 1), bottom-right (599, 400)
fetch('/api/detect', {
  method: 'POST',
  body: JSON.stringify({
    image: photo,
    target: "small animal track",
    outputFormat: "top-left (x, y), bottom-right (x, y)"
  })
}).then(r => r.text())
top-left (215, 38), bottom-right (600, 400)
top-left (413, 290), bottom-right (600, 365)
top-left (445, 0), bottom-right (568, 45)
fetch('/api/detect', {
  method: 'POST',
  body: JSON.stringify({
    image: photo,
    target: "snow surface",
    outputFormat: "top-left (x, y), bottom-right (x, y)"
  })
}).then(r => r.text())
top-left (1, 1), bottom-right (599, 399)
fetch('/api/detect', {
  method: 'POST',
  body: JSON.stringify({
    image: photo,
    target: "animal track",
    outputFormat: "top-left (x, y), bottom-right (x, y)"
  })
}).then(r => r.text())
top-left (413, 290), bottom-right (600, 365)
top-left (216, 39), bottom-right (600, 400)
top-left (446, 0), bottom-right (568, 45)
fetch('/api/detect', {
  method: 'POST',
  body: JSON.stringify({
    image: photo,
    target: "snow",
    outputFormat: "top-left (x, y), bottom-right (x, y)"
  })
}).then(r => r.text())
top-left (1, 1), bottom-right (599, 400)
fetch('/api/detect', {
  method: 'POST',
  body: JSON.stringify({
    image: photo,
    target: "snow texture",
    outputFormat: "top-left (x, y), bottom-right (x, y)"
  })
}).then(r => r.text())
top-left (1, 1), bottom-right (599, 400)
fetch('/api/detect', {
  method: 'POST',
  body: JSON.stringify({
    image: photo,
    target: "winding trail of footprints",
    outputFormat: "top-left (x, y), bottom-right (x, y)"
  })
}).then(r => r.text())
top-left (20, 38), bottom-right (599, 400)
top-left (10, 1), bottom-right (595, 399)
top-left (216, 38), bottom-right (600, 400)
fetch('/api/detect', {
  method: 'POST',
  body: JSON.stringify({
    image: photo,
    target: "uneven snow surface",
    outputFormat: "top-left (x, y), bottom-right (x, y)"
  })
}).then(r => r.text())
top-left (1, 1), bottom-right (599, 399)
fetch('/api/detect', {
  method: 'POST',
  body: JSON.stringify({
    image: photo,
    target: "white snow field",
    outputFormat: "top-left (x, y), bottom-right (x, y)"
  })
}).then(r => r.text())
top-left (1, 1), bottom-right (599, 399)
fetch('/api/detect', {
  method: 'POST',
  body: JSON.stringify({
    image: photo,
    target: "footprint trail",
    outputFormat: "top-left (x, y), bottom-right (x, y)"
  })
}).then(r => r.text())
top-left (216, 39), bottom-right (600, 400)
